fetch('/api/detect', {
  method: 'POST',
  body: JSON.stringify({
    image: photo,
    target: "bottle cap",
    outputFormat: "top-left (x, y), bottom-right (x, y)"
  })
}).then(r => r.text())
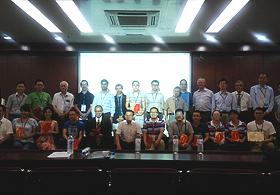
top-left (174, 133), bottom-right (177, 135)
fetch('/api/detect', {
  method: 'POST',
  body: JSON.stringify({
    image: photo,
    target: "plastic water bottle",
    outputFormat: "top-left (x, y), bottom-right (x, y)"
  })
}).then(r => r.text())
top-left (81, 147), bottom-right (91, 156)
top-left (197, 133), bottom-right (203, 154)
top-left (135, 133), bottom-right (141, 154)
top-left (67, 133), bottom-right (74, 154)
top-left (173, 133), bottom-right (179, 154)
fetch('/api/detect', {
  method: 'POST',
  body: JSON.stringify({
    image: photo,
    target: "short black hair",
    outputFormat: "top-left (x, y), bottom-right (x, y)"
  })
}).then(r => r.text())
top-left (35, 79), bottom-right (44, 85)
top-left (179, 79), bottom-right (187, 85)
top-left (101, 79), bottom-right (109, 85)
top-left (229, 109), bottom-right (239, 116)
top-left (16, 81), bottom-right (26, 87)
top-left (20, 104), bottom-right (30, 112)
top-left (254, 107), bottom-right (265, 113)
top-left (125, 110), bottom-right (134, 116)
top-left (69, 108), bottom-right (78, 115)
top-left (0, 105), bottom-right (6, 112)
top-left (258, 72), bottom-right (269, 78)
top-left (150, 107), bottom-right (159, 113)
top-left (192, 110), bottom-right (201, 116)
top-left (151, 80), bottom-right (159, 85)
top-left (175, 108), bottom-right (184, 115)
top-left (132, 80), bottom-right (139, 85)
top-left (95, 105), bottom-right (103, 111)
top-left (115, 84), bottom-right (123, 89)
top-left (218, 78), bottom-right (228, 85)
top-left (80, 80), bottom-right (88, 86)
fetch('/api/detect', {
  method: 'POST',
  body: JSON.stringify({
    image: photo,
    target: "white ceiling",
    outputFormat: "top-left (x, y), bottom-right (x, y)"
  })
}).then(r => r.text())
top-left (0, 0), bottom-right (280, 44)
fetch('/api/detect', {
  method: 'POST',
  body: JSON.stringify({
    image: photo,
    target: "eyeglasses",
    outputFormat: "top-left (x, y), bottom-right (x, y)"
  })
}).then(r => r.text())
top-left (235, 85), bottom-right (243, 87)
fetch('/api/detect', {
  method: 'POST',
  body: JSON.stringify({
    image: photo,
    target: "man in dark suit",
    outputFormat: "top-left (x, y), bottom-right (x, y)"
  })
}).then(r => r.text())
top-left (113, 84), bottom-right (127, 123)
top-left (86, 105), bottom-right (113, 149)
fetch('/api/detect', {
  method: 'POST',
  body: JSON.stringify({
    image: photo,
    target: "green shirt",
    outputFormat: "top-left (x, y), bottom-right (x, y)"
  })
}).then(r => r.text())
top-left (25, 92), bottom-right (52, 119)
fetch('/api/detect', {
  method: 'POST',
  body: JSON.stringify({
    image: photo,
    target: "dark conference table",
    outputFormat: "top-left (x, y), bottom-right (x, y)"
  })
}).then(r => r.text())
top-left (0, 149), bottom-right (275, 173)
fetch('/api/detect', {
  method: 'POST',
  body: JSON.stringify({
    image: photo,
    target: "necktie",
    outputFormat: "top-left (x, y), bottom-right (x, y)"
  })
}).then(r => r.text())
top-left (237, 94), bottom-right (241, 107)
top-left (96, 119), bottom-right (101, 145)
top-left (260, 88), bottom-right (264, 108)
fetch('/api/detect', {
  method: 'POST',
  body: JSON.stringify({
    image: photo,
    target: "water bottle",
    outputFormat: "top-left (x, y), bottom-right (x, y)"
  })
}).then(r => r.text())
top-left (67, 133), bottom-right (74, 154)
top-left (197, 133), bottom-right (203, 154)
top-left (81, 147), bottom-right (91, 156)
top-left (173, 133), bottom-right (179, 154)
top-left (135, 133), bottom-right (141, 154)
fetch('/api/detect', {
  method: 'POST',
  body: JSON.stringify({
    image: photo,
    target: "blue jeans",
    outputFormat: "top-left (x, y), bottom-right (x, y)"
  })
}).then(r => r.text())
top-left (13, 140), bottom-right (34, 149)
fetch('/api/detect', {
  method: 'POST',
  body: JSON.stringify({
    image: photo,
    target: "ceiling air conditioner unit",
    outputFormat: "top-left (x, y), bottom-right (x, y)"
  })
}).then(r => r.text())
top-left (105, 10), bottom-right (160, 27)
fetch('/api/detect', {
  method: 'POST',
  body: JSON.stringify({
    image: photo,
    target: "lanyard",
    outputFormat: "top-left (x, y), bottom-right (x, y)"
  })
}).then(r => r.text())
top-left (255, 121), bottom-right (264, 132)
top-left (21, 117), bottom-right (29, 128)
top-left (133, 92), bottom-right (139, 104)
top-left (36, 92), bottom-right (44, 105)
top-left (101, 91), bottom-right (108, 104)
top-left (152, 93), bottom-right (158, 102)
top-left (220, 92), bottom-right (227, 104)
top-left (259, 88), bottom-right (266, 97)
top-left (16, 95), bottom-right (24, 106)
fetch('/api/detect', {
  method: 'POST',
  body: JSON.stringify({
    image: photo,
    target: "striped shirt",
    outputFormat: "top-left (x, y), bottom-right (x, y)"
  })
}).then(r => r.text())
top-left (207, 121), bottom-right (225, 138)
top-left (142, 118), bottom-right (165, 139)
top-left (225, 121), bottom-right (247, 139)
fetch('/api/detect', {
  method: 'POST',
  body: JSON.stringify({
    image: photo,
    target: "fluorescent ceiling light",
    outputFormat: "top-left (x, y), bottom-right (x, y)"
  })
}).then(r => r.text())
top-left (11, 0), bottom-right (61, 33)
top-left (104, 35), bottom-right (114, 43)
top-left (174, 0), bottom-right (205, 33)
top-left (206, 0), bottom-right (250, 33)
top-left (4, 36), bottom-right (12, 40)
top-left (55, 36), bottom-right (63, 41)
top-left (206, 36), bottom-right (214, 41)
top-left (257, 35), bottom-right (267, 40)
top-left (56, 0), bottom-right (93, 33)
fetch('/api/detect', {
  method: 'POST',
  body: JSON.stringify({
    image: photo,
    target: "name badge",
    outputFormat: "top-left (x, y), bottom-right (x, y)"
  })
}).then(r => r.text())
top-left (15, 110), bottom-right (21, 115)
top-left (264, 99), bottom-right (269, 107)
top-left (40, 106), bottom-right (44, 111)
top-left (152, 135), bottom-right (156, 142)
top-left (81, 104), bottom-right (86, 112)
top-left (222, 103), bottom-right (227, 112)
top-left (236, 107), bottom-right (241, 113)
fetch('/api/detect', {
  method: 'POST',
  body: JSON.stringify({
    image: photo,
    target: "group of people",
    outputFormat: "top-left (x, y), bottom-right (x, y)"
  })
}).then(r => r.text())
top-left (0, 72), bottom-right (279, 152)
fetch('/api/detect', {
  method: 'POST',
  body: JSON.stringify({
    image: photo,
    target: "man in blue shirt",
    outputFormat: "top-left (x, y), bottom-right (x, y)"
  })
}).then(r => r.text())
top-left (92, 79), bottom-right (115, 122)
top-left (212, 78), bottom-right (236, 123)
top-left (250, 72), bottom-right (274, 122)
top-left (180, 79), bottom-right (193, 121)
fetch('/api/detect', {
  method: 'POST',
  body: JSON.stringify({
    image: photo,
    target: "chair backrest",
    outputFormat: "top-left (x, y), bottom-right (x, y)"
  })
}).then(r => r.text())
top-left (29, 166), bottom-right (102, 195)
top-left (110, 168), bottom-right (179, 195)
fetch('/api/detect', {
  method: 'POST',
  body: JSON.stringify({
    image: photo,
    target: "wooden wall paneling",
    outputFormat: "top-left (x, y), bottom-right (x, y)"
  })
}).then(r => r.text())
top-left (263, 63), bottom-right (280, 95)
top-left (0, 62), bottom-right (8, 100)
top-left (239, 54), bottom-right (264, 93)
top-left (192, 53), bottom-right (217, 93)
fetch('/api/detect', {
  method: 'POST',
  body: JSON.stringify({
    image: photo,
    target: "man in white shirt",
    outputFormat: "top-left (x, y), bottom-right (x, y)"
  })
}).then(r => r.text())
top-left (0, 105), bottom-right (13, 149)
top-left (52, 81), bottom-right (74, 142)
top-left (232, 80), bottom-right (252, 124)
top-left (193, 78), bottom-right (213, 123)
top-left (247, 107), bottom-right (276, 152)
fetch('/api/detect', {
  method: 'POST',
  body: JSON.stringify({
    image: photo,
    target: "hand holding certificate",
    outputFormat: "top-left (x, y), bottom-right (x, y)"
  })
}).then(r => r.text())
top-left (247, 131), bottom-right (264, 142)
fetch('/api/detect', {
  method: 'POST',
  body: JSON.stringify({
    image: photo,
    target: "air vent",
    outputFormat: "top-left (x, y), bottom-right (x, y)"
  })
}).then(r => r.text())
top-left (105, 10), bottom-right (160, 27)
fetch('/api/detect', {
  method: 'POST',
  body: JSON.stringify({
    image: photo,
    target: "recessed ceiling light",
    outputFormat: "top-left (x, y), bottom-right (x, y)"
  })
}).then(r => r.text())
top-left (56, 0), bottom-right (93, 33)
top-left (55, 36), bottom-right (63, 41)
top-left (175, 0), bottom-right (205, 33)
top-left (206, 0), bottom-right (250, 33)
top-left (11, 0), bottom-right (61, 33)
top-left (206, 36), bottom-right (215, 41)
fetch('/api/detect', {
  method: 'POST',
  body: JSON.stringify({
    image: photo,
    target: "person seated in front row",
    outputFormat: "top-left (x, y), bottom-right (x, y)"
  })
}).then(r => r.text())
top-left (12, 104), bottom-right (38, 149)
top-left (0, 105), bottom-right (13, 149)
top-left (247, 107), bottom-right (276, 152)
top-left (142, 107), bottom-right (165, 150)
top-left (168, 109), bottom-right (193, 150)
top-left (57, 109), bottom-right (85, 149)
top-left (86, 105), bottom-right (113, 149)
top-left (35, 107), bottom-right (58, 150)
top-left (115, 110), bottom-right (142, 150)
top-left (225, 110), bottom-right (249, 151)
top-left (190, 110), bottom-right (210, 150)
top-left (206, 110), bottom-right (227, 151)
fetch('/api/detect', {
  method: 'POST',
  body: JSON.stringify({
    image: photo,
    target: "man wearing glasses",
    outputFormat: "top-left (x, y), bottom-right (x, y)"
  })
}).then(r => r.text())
top-left (250, 72), bottom-right (274, 122)
top-left (115, 110), bottom-right (142, 150)
top-left (212, 78), bottom-right (236, 123)
top-left (232, 80), bottom-right (252, 124)
top-left (145, 80), bottom-right (165, 120)
top-left (25, 79), bottom-right (52, 121)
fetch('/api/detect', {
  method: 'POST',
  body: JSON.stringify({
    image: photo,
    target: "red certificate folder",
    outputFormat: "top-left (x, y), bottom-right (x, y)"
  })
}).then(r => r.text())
top-left (134, 104), bottom-right (140, 114)
top-left (33, 107), bottom-right (42, 118)
top-left (147, 135), bottom-right (153, 148)
top-left (16, 126), bottom-right (24, 138)
top-left (215, 132), bottom-right (224, 143)
top-left (42, 123), bottom-right (51, 133)
top-left (179, 134), bottom-right (189, 146)
top-left (231, 130), bottom-right (240, 141)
